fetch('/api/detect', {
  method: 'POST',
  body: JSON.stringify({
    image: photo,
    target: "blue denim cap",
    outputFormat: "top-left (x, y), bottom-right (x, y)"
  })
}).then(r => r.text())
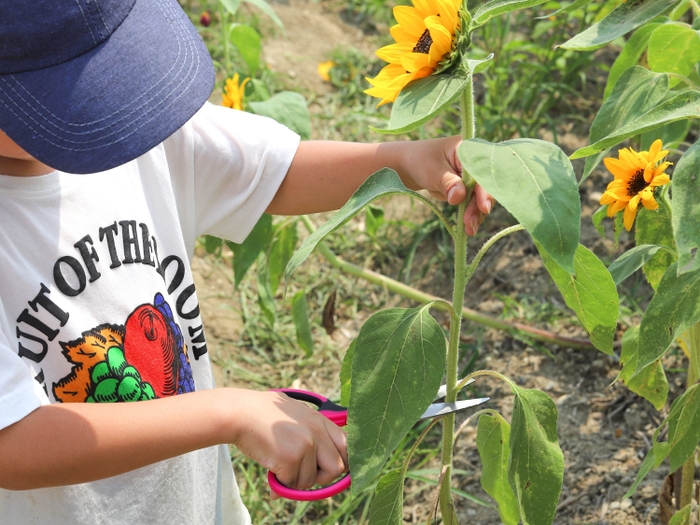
top-left (0, 0), bottom-right (215, 174)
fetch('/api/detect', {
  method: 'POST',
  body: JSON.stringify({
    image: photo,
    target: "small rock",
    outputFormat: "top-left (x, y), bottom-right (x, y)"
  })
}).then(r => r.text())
top-left (545, 381), bottom-right (555, 391)
top-left (466, 509), bottom-right (477, 516)
top-left (620, 498), bottom-right (633, 510)
top-left (609, 501), bottom-right (621, 510)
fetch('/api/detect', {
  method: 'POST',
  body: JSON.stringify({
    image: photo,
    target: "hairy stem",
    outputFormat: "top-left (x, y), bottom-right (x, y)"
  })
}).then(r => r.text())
top-left (466, 224), bottom-right (525, 280)
top-left (680, 322), bottom-right (700, 516)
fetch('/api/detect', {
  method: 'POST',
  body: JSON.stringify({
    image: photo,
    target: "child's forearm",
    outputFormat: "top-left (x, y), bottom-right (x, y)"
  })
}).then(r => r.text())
top-left (0, 388), bottom-right (347, 491)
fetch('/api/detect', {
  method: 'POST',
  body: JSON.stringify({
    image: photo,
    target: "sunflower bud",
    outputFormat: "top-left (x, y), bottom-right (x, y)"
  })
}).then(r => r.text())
top-left (200, 11), bottom-right (211, 27)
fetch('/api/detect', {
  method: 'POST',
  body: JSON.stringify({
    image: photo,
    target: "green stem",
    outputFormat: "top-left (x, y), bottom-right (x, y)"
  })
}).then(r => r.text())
top-left (219, 4), bottom-right (231, 74)
top-left (439, 74), bottom-right (476, 525)
top-left (466, 225), bottom-right (525, 280)
top-left (298, 216), bottom-right (597, 350)
top-left (680, 322), bottom-right (700, 516)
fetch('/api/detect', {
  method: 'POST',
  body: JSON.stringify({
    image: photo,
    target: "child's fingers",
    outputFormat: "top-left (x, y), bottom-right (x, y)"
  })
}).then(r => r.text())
top-left (314, 421), bottom-right (348, 486)
top-left (475, 184), bottom-right (494, 214)
top-left (463, 196), bottom-right (482, 236)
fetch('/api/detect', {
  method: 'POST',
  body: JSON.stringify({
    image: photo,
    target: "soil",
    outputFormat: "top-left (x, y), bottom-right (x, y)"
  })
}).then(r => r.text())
top-left (192, 2), bottom-right (688, 524)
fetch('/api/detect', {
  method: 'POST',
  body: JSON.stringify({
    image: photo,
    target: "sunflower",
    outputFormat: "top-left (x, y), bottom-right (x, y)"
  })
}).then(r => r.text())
top-left (599, 139), bottom-right (671, 231)
top-left (222, 73), bottom-right (250, 111)
top-left (318, 61), bottom-right (335, 82)
top-left (365, 0), bottom-right (462, 106)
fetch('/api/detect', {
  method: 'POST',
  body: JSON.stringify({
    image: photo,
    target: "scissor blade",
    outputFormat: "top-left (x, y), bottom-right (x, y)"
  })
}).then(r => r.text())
top-left (434, 378), bottom-right (476, 401)
top-left (419, 397), bottom-right (489, 420)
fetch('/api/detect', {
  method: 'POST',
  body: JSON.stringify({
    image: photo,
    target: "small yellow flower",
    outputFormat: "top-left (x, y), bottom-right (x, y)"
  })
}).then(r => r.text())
top-left (318, 61), bottom-right (335, 82)
top-left (599, 139), bottom-right (671, 231)
top-left (365, 0), bottom-right (462, 106)
top-left (222, 73), bottom-right (250, 111)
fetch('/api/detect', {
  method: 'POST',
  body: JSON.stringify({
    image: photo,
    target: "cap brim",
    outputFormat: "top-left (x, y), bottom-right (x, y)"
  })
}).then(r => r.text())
top-left (0, 0), bottom-right (214, 174)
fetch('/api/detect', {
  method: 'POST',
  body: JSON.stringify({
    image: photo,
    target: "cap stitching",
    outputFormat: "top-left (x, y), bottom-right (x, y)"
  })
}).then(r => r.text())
top-left (74, 0), bottom-right (99, 45)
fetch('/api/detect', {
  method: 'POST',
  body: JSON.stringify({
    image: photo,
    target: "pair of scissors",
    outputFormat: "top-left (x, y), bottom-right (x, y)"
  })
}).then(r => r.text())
top-left (267, 380), bottom-right (489, 501)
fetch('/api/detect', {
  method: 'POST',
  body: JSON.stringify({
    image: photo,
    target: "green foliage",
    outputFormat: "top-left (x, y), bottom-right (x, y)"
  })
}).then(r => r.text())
top-left (608, 244), bottom-right (664, 285)
top-left (624, 437), bottom-right (669, 498)
top-left (604, 23), bottom-right (662, 100)
top-left (560, 0), bottom-right (682, 50)
top-left (458, 138), bottom-right (580, 273)
top-left (671, 139), bottom-right (700, 275)
top-left (249, 92), bottom-right (311, 140)
top-left (367, 469), bottom-right (404, 525)
top-left (618, 326), bottom-right (668, 410)
top-left (228, 214), bottom-right (273, 288)
top-left (476, 413), bottom-right (520, 525)
top-left (229, 24), bottom-right (261, 76)
top-left (291, 291), bottom-right (313, 357)
top-left (470, 0), bottom-right (552, 29)
top-left (537, 244), bottom-right (619, 355)
top-left (219, 0), bottom-right (283, 28)
top-left (668, 383), bottom-right (700, 472)
top-left (347, 305), bottom-right (446, 495)
top-left (508, 386), bottom-right (564, 525)
top-left (635, 202), bottom-right (677, 290)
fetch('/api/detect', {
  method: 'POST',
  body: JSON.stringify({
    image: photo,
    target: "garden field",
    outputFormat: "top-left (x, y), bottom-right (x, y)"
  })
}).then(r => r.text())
top-left (182, 1), bottom-right (700, 524)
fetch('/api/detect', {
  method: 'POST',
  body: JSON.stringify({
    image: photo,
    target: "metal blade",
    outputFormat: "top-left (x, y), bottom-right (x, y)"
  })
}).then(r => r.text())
top-left (419, 397), bottom-right (489, 421)
top-left (434, 378), bottom-right (476, 401)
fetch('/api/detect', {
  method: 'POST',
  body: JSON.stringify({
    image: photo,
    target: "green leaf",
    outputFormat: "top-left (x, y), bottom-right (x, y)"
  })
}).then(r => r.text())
top-left (365, 204), bottom-right (385, 239)
top-left (636, 203), bottom-right (677, 290)
top-left (471, 0), bottom-right (552, 28)
top-left (571, 90), bottom-right (700, 159)
top-left (229, 24), bottom-right (261, 76)
top-left (249, 92), bottom-right (311, 140)
top-left (291, 291), bottom-right (313, 357)
top-left (202, 234), bottom-right (223, 254)
top-left (618, 326), bottom-right (669, 410)
top-left (227, 214), bottom-right (273, 288)
top-left (671, 139), bottom-right (700, 274)
top-left (476, 414), bottom-right (520, 525)
top-left (285, 169), bottom-right (451, 281)
top-left (608, 244), bottom-right (663, 285)
top-left (368, 469), bottom-right (404, 525)
top-left (669, 504), bottom-right (692, 525)
top-left (592, 205), bottom-right (607, 237)
top-left (241, 0), bottom-right (283, 28)
top-left (648, 23), bottom-right (700, 89)
top-left (268, 221), bottom-right (298, 293)
top-left (339, 339), bottom-right (355, 406)
top-left (538, 0), bottom-right (595, 19)
top-left (559, 0), bottom-right (681, 50)
top-left (371, 73), bottom-right (471, 135)
top-left (640, 117), bottom-right (691, 151)
top-left (347, 305), bottom-right (446, 495)
top-left (219, 0), bottom-right (241, 16)
top-left (635, 263), bottom-right (700, 373)
top-left (463, 54), bottom-right (495, 74)
top-left (668, 383), bottom-right (700, 472)
top-left (581, 66), bottom-right (668, 183)
top-left (257, 256), bottom-right (276, 326)
top-left (508, 386), bottom-right (564, 525)
top-left (624, 438), bottom-right (669, 498)
top-left (536, 243), bottom-right (619, 354)
top-left (458, 138), bottom-right (580, 273)
top-left (604, 23), bottom-right (662, 100)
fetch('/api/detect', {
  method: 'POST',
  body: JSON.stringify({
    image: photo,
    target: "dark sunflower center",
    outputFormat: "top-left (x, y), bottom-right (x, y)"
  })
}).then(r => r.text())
top-left (627, 169), bottom-right (648, 197)
top-left (413, 29), bottom-right (433, 54)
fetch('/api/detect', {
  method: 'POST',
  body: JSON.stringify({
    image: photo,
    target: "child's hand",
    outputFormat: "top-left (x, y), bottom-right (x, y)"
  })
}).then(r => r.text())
top-left (395, 136), bottom-right (494, 236)
top-left (230, 390), bottom-right (348, 498)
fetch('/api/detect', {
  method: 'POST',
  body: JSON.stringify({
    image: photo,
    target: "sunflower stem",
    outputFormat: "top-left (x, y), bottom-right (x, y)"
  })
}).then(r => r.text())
top-left (439, 73), bottom-right (475, 525)
top-left (680, 322), bottom-right (700, 520)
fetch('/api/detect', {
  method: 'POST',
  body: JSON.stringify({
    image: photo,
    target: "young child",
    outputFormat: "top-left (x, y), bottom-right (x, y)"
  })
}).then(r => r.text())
top-left (0, 0), bottom-right (492, 524)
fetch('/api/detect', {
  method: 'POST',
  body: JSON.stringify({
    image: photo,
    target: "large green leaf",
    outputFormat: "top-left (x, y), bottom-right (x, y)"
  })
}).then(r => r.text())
top-left (249, 92), bottom-right (311, 140)
top-left (560, 0), bottom-right (680, 50)
top-left (581, 67), bottom-right (668, 183)
top-left (604, 23), bottom-right (662, 100)
top-left (339, 339), bottom-right (355, 406)
top-left (508, 386), bottom-right (564, 525)
top-left (347, 305), bottom-right (446, 495)
top-left (669, 505), bottom-right (693, 525)
top-left (291, 291), bottom-right (313, 357)
top-left (571, 90), bottom-right (700, 159)
top-left (471, 0), bottom-right (551, 28)
top-left (636, 203), bottom-right (677, 290)
top-left (624, 438), bottom-right (669, 498)
top-left (368, 469), bottom-right (404, 525)
top-left (608, 244), bottom-right (663, 285)
top-left (648, 23), bottom-right (700, 88)
top-left (634, 263), bottom-right (700, 374)
top-left (618, 327), bottom-right (668, 410)
top-left (229, 24), bottom-right (261, 76)
top-left (476, 414), bottom-right (520, 525)
top-left (537, 243), bottom-right (619, 355)
top-left (538, 0), bottom-right (595, 19)
top-left (285, 169), bottom-right (450, 281)
top-left (227, 214), bottom-right (273, 288)
top-left (668, 383), bottom-right (700, 472)
top-left (371, 73), bottom-right (471, 135)
top-left (458, 138), bottom-right (580, 273)
top-left (268, 221), bottom-right (298, 293)
top-left (671, 139), bottom-right (700, 275)
top-left (640, 117), bottom-right (691, 151)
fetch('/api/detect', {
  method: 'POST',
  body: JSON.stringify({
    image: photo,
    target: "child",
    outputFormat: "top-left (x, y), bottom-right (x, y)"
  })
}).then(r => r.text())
top-left (0, 0), bottom-right (493, 524)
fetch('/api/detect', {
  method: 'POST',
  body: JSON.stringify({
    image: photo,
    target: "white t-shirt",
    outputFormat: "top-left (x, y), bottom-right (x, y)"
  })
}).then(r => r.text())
top-left (0, 101), bottom-right (300, 525)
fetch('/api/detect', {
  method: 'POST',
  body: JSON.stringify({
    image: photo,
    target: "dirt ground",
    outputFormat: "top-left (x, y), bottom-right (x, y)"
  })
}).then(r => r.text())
top-left (193, 1), bottom-right (687, 523)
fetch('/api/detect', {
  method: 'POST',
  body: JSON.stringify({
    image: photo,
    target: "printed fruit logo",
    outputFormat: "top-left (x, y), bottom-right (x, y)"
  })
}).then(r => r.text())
top-left (53, 293), bottom-right (194, 403)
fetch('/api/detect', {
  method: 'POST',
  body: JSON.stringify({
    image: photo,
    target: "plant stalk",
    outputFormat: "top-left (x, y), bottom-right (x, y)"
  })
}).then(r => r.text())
top-left (680, 322), bottom-right (700, 517)
top-left (438, 75), bottom-right (476, 525)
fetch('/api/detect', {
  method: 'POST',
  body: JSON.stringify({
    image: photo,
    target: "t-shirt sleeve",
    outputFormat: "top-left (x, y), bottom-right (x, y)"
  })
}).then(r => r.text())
top-left (0, 322), bottom-right (45, 431)
top-left (163, 102), bottom-right (300, 245)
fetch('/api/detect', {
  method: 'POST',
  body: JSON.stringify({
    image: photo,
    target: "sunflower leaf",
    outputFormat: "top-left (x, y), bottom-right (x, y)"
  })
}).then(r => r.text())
top-left (648, 23), bottom-right (700, 89)
top-left (671, 139), bottom-right (700, 275)
top-left (471, 0), bottom-right (552, 29)
top-left (636, 203), bottom-right (677, 290)
top-left (608, 244), bottom-right (663, 285)
top-left (536, 0), bottom-right (595, 19)
top-left (458, 138), bottom-right (580, 273)
top-left (571, 90), bottom-right (700, 160)
top-left (618, 326), bottom-right (669, 411)
top-left (249, 92), bottom-right (311, 140)
top-left (559, 0), bottom-right (681, 51)
top-left (371, 73), bottom-right (470, 135)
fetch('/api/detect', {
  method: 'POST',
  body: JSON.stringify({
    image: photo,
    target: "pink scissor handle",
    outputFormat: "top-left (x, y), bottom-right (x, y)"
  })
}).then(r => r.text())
top-left (268, 388), bottom-right (350, 501)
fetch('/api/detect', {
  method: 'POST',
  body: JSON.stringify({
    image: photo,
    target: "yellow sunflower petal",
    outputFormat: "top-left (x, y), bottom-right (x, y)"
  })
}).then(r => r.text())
top-left (393, 6), bottom-right (426, 38)
top-left (654, 162), bottom-right (672, 177)
top-left (646, 139), bottom-right (663, 163)
top-left (426, 20), bottom-right (453, 62)
top-left (435, 0), bottom-right (459, 30)
top-left (640, 189), bottom-right (659, 210)
top-left (600, 192), bottom-right (617, 205)
top-left (609, 198), bottom-right (629, 216)
top-left (650, 173), bottom-right (671, 187)
top-left (390, 24), bottom-right (413, 44)
top-left (604, 157), bottom-right (635, 180)
top-left (623, 203), bottom-right (639, 231)
top-left (400, 52), bottom-right (432, 72)
top-left (376, 43), bottom-right (415, 63)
